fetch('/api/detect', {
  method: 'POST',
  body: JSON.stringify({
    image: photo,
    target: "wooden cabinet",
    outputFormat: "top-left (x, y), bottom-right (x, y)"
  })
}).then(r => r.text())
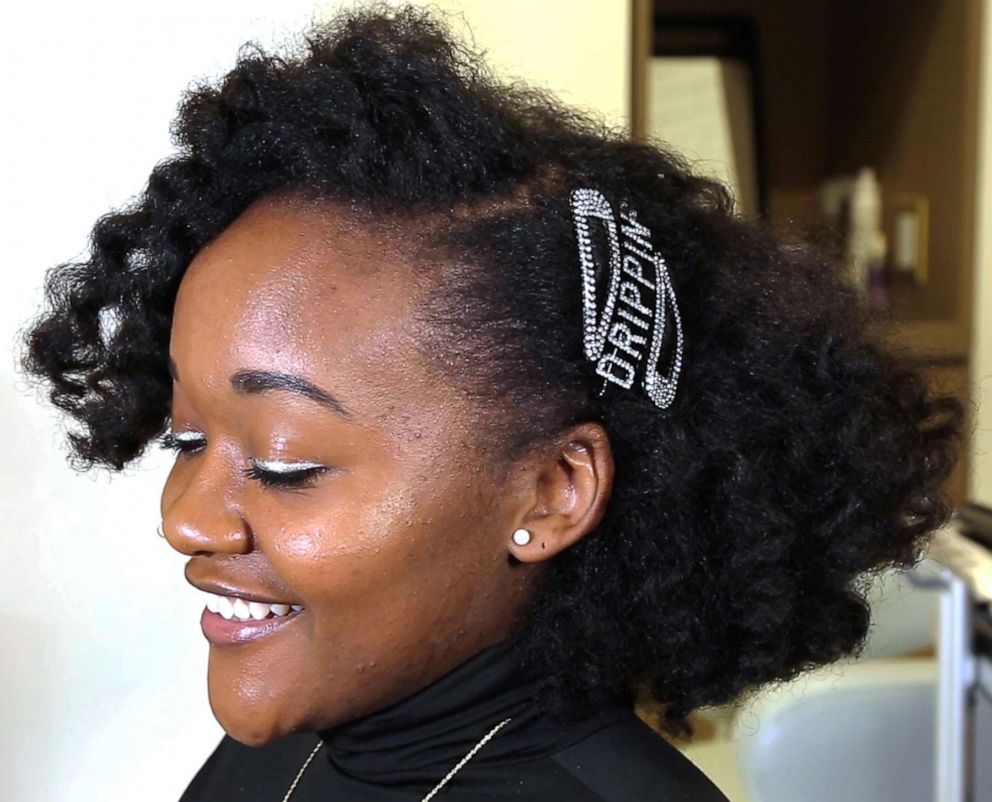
top-left (632, 0), bottom-right (982, 506)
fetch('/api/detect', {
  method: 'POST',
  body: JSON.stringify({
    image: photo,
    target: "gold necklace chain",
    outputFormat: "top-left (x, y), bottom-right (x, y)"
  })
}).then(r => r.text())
top-left (281, 716), bottom-right (513, 802)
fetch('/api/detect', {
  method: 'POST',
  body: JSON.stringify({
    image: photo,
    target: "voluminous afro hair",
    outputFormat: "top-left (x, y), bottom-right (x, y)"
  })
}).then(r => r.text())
top-left (20, 2), bottom-right (965, 739)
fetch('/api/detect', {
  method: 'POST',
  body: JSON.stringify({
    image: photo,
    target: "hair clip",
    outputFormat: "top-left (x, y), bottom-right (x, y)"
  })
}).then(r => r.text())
top-left (569, 187), bottom-right (684, 409)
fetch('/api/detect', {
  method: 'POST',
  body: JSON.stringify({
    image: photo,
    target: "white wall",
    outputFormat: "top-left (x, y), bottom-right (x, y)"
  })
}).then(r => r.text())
top-left (0, 2), bottom-right (629, 800)
top-left (1, 3), bottom-right (343, 801)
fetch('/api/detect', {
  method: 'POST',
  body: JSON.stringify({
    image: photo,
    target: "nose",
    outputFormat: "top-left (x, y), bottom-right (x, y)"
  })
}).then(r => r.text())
top-left (160, 447), bottom-right (251, 557)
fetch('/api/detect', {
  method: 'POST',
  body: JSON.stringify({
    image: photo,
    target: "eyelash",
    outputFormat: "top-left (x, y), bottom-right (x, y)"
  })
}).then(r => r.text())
top-left (240, 463), bottom-right (327, 491)
top-left (157, 432), bottom-right (329, 491)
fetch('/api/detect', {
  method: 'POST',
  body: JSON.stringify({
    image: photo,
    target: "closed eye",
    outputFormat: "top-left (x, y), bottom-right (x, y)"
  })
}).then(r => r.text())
top-left (159, 431), bottom-right (205, 454)
top-left (158, 432), bottom-right (329, 491)
top-left (242, 460), bottom-right (329, 490)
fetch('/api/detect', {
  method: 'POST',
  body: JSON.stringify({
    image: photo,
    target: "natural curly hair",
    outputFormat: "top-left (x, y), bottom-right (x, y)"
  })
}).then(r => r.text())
top-left (19, 2), bottom-right (964, 740)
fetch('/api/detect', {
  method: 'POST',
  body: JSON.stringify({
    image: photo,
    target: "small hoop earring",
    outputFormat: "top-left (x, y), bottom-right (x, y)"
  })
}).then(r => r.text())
top-left (512, 528), bottom-right (532, 546)
top-left (156, 523), bottom-right (166, 539)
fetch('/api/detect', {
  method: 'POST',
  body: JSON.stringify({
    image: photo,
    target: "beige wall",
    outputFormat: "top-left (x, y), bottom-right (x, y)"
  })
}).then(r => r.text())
top-left (972, 0), bottom-right (992, 507)
top-left (375, 0), bottom-right (632, 130)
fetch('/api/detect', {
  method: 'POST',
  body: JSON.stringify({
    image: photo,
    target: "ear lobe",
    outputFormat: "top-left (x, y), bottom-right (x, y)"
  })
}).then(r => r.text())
top-left (507, 423), bottom-right (614, 564)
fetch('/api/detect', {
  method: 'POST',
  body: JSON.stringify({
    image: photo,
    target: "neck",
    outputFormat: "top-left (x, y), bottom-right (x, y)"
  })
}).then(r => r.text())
top-left (317, 634), bottom-right (628, 786)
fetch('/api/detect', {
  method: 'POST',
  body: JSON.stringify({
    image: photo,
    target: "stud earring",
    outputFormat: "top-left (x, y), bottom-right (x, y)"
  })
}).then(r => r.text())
top-left (512, 528), bottom-right (532, 546)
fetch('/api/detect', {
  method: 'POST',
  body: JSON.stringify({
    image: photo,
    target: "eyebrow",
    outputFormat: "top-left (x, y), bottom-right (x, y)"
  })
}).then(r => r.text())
top-left (169, 357), bottom-right (355, 422)
top-left (230, 369), bottom-right (356, 421)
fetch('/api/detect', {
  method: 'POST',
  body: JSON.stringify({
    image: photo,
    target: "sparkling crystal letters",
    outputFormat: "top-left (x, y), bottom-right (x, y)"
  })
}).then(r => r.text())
top-left (569, 187), bottom-right (684, 409)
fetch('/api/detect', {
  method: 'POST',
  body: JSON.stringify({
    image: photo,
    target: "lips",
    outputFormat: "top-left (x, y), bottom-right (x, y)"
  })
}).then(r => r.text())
top-left (199, 604), bottom-right (303, 646)
top-left (188, 574), bottom-right (306, 645)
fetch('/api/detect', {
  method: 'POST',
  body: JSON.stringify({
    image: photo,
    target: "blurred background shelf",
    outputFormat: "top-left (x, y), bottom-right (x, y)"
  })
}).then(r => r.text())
top-left (633, 0), bottom-right (983, 507)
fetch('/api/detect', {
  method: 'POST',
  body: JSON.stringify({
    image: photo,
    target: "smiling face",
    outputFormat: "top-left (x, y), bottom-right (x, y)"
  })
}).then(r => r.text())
top-left (160, 196), bottom-right (545, 745)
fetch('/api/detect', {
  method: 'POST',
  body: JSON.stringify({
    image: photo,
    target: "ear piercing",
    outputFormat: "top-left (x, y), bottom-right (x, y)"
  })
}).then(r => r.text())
top-left (156, 522), bottom-right (166, 539)
top-left (512, 528), bottom-right (532, 546)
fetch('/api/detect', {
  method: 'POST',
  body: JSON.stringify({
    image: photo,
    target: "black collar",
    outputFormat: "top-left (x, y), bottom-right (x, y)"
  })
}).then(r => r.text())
top-left (318, 635), bottom-right (628, 786)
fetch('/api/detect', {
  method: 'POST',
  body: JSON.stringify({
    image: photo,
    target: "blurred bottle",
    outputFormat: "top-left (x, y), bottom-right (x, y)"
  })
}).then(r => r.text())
top-left (848, 167), bottom-right (882, 295)
top-left (819, 166), bottom-right (887, 308)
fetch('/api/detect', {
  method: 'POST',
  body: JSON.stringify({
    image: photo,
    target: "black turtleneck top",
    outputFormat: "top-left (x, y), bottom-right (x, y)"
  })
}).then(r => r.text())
top-left (180, 636), bottom-right (730, 801)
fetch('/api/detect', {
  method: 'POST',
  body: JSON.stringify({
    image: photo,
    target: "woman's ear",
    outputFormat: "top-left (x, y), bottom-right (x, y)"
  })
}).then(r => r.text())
top-left (507, 421), bottom-right (614, 563)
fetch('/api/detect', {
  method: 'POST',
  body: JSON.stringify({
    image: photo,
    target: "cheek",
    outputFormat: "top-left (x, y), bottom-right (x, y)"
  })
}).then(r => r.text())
top-left (260, 487), bottom-right (466, 611)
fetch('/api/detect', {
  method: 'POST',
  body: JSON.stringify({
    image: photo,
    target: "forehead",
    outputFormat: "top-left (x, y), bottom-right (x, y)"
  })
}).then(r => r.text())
top-left (169, 197), bottom-right (448, 430)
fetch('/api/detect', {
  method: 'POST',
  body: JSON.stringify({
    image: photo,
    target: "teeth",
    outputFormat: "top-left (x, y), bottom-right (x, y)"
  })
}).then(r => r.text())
top-left (231, 598), bottom-right (251, 621)
top-left (204, 593), bottom-right (303, 621)
top-left (248, 601), bottom-right (271, 620)
top-left (217, 596), bottom-right (234, 621)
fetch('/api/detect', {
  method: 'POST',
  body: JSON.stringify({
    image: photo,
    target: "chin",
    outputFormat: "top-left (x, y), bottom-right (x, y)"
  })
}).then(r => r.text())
top-left (207, 656), bottom-right (302, 747)
top-left (209, 693), bottom-right (290, 747)
top-left (210, 700), bottom-right (293, 746)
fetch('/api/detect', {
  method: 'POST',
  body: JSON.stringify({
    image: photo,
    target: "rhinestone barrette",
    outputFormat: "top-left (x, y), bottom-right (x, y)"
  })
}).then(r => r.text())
top-left (569, 187), bottom-right (684, 409)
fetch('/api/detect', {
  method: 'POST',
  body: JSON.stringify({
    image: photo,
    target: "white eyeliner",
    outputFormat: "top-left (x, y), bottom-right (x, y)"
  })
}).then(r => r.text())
top-left (167, 433), bottom-right (322, 473)
top-left (252, 459), bottom-right (323, 474)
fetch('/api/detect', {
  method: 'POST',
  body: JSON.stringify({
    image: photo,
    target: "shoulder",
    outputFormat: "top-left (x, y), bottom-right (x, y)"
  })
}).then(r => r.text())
top-left (550, 710), bottom-right (731, 802)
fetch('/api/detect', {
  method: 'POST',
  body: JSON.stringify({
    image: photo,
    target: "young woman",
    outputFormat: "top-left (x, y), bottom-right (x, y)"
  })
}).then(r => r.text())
top-left (20, 4), bottom-right (963, 800)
